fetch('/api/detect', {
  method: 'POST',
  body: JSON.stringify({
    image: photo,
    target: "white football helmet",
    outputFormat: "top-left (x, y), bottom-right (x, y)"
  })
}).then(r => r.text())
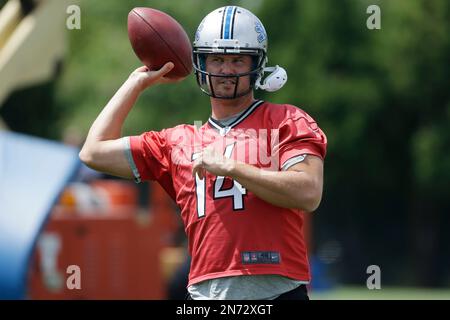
top-left (193, 6), bottom-right (287, 99)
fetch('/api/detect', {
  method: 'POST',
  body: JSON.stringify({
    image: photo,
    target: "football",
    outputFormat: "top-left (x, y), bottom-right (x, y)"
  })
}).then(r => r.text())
top-left (127, 7), bottom-right (193, 79)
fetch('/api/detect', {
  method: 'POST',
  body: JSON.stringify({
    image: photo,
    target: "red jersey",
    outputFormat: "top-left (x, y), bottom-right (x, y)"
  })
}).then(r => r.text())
top-left (129, 101), bottom-right (327, 286)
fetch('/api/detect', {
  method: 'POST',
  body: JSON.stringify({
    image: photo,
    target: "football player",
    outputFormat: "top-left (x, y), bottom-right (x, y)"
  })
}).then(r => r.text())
top-left (80, 6), bottom-right (327, 300)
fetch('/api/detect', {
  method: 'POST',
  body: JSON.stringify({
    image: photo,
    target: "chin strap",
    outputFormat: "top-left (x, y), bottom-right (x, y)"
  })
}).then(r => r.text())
top-left (255, 65), bottom-right (288, 92)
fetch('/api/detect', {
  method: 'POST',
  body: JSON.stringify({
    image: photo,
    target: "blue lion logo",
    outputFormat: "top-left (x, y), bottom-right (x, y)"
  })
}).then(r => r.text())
top-left (255, 21), bottom-right (266, 43)
top-left (195, 20), bottom-right (205, 42)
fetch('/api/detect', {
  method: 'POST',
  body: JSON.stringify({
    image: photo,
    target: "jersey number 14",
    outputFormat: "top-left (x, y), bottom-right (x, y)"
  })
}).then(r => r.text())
top-left (192, 144), bottom-right (247, 218)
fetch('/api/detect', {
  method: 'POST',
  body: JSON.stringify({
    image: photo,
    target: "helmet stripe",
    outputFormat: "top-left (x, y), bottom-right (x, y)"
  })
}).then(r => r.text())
top-left (230, 7), bottom-right (237, 39)
top-left (219, 7), bottom-right (227, 40)
top-left (223, 6), bottom-right (236, 39)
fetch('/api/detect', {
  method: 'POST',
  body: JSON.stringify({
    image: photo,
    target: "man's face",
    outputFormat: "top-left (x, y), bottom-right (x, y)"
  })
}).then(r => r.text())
top-left (204, 54), bottom-right (253, 98)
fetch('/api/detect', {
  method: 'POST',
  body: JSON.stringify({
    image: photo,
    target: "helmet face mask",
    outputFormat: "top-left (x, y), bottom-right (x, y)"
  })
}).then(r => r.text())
top-left (193, 6), bottom-right (269, 99)
top-left (193, 51), bottom-right (267, 99)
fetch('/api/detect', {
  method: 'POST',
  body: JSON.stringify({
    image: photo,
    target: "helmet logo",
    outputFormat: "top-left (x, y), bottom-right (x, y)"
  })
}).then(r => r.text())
top-left (255, 21), bottom-right (266, 43)
top-left (195, 20), bottom-right (205, 42)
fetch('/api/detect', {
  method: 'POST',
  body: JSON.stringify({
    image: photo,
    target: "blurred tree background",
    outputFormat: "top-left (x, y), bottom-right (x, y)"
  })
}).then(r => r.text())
top-left (1, 0), bottom-right (449, 287)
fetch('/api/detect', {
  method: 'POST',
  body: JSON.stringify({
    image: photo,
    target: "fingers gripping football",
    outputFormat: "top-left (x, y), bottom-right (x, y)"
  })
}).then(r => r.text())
top-left (130, 62), bottom-right (185, 91)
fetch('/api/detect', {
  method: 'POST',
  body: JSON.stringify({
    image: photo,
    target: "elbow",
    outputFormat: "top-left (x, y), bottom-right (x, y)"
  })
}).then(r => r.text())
top-left (295, 181), bottom-right (323, 212)
top-left (300, 192), bottom-right (322, 213)
top-left (79, 146), bottom-right (95, 168)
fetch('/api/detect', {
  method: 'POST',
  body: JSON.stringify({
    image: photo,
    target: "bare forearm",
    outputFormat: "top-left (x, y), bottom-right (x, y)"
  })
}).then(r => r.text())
top-left (229, 162), bottom-right (320, 211)
top-left (79, 63), bottom-right (177, 177)
top-left (84, 78), bottom-right (141, 144)
top-left (82, 62), bottom-right (176, 147)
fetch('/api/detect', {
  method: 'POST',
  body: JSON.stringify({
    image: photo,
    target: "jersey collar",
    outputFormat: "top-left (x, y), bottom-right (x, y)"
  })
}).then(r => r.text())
top-left (208, 100), bottom-right (264, 134)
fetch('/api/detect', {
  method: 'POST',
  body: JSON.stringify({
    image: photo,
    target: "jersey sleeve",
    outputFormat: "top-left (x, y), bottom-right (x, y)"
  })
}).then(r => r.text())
top-left (275, 108), bottom-right (327, 171)
top-left (126, 130), bottom-right (172, 183)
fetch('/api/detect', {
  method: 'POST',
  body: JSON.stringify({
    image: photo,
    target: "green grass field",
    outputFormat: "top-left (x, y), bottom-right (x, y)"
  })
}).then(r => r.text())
top-left (310, 286), bottom-right (450, 300)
